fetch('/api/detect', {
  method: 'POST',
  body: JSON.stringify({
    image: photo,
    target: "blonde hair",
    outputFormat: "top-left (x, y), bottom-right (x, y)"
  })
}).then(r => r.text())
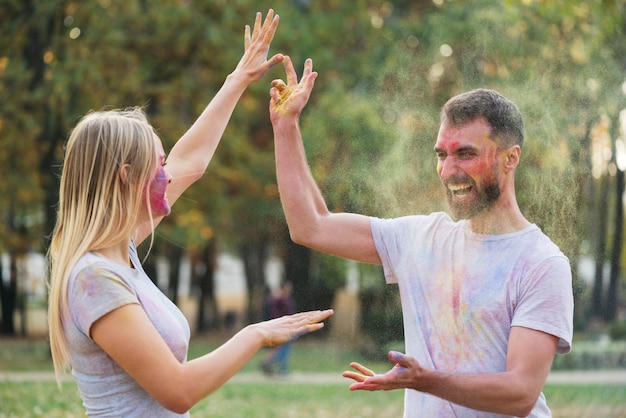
top-left (47, 107), bottom-right (157, 384)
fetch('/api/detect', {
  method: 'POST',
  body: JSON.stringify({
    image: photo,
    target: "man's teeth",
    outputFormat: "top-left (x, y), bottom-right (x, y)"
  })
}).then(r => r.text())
top-left (448, 184), bottom-right (472, 195)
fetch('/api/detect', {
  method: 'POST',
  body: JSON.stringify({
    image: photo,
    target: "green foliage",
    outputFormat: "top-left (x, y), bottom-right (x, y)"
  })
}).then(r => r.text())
top-left (358, 285), bottom-right (404, 359)
top-left (2, 0), bottom-right (626, 331)
top-left (609, 319), bottom-right (626, 341)
top-left (552, 339), bottom-right (626, 370)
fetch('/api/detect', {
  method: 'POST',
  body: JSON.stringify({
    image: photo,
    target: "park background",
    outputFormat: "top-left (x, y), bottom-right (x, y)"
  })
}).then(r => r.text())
top-left (1, 0), bottom-right (626, 416)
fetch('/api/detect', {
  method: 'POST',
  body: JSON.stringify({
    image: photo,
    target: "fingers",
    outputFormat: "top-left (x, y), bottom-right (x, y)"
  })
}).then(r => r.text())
top-left (293, 309), bottom-right (333, 337)
top-left (253, 10), bottom-right (278, 43)
top-left (272, 56), bottom-right (316, 89)
top-left (283, 56), bottom-right (298, 86)
top-left (292, 322), bottom-right (325, 341)
top-left (302, 58), bottom-right (313, 79)
top-left (244, 9), bottom-right (278, 48)
top-left (262, 10), bottom-right (279, 44)
top-left (244, 25), bottom-right (251, 48)
top-left (271, 79), bottom-right (287, 91)
top-left (252, 11), bottom-right (262, 39)
top-left (342, 370), bottom-right (366, 382)
top-left (388, 350), bottom-right (405, 363)
top-left (292, 308), bottom-right (334, 324)
top-left (350, 362), bottom-right (375, 377)
top-left (267, 53), bottom-right (285, 68)
top-left (268, 56), bottom-right (317, 117)
top-left (342, 361), bottom-right (375, 385)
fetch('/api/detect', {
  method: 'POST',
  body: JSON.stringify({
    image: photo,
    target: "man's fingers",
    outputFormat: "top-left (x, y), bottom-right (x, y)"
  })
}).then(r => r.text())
top-left (342, 370), bottom-right (367, 382)
top-left (283, 56), bottom-right (298, 86)
top-left (350, 362), bottom-right (375, 376)
top-left (271, 79), bottom-right (287, 91)
top-left (302, 58), bottom-right (313, 78)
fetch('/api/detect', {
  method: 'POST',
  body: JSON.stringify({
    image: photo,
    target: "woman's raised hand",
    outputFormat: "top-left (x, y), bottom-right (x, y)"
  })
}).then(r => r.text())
top-left (233, 9), bottom-right (284, 82)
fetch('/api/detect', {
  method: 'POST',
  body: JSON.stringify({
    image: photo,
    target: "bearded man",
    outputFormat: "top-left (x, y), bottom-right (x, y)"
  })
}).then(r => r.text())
top-left (269, 57), bottom-right (573, 418)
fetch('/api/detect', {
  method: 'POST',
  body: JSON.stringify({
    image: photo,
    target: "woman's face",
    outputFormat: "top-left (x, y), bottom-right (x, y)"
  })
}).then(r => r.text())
top-left (146, 134), bottom-right (172, 217)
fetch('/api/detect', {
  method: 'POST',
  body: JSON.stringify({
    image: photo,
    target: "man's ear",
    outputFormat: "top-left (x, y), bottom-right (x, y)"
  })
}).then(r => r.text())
top-left (504, 145), bottom-right (521, 172)
top-left (119, 163), bottom-right (131, 185)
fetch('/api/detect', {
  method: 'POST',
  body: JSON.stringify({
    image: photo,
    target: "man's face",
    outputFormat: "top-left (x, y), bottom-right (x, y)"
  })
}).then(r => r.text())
top-left (434, 118), bottom-right (502, 220)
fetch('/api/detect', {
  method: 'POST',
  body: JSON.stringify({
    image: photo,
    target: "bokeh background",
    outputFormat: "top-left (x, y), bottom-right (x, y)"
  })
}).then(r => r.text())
top-left (1, 0), bottom-right (626, 382)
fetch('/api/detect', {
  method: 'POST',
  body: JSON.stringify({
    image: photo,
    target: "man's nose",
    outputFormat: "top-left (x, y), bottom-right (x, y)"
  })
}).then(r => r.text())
top-left (438, 157), bottom-right (458, 180)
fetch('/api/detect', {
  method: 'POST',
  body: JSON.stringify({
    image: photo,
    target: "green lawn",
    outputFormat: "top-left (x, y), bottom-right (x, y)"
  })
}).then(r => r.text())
top-left (1, 380), bottom-right (625, 417)
top-left (1, 337), bottom-right (626, 417)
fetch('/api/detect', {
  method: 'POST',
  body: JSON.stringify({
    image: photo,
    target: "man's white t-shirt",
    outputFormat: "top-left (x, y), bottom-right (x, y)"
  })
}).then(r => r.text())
top-left (371, 212), bottom-right (574, 417)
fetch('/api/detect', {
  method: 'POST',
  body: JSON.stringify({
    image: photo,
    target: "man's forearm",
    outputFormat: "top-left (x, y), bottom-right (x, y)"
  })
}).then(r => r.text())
top-left (273, 118), bottom-right (331, 245)
top-left (415, 369), bottom-right (541, 417)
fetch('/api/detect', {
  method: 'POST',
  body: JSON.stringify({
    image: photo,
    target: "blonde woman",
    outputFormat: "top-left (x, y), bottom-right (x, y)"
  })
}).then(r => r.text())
top-left (47, 10), bottom-right (333, 417)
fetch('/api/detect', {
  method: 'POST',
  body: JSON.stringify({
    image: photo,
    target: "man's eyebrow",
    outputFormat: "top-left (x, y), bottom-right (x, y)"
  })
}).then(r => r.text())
top-left (434, 145), bottom-right (479, 154)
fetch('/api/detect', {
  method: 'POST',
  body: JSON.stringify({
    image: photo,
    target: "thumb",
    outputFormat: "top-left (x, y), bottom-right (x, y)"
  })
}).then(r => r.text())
top-left (388, 350), bottom-right (409, 366)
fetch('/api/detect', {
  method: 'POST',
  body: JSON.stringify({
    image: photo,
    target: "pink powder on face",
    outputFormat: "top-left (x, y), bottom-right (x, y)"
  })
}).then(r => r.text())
top-left (149, 165), bottom-right (171, 216)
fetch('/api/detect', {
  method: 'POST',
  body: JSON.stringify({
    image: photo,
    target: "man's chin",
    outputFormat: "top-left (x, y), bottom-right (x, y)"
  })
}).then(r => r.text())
top-left (447, 202), bottom-right (483, 221)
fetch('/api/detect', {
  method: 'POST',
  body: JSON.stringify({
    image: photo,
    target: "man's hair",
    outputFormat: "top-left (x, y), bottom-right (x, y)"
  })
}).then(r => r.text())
top-left (440, 88), bottom-right (524, 148)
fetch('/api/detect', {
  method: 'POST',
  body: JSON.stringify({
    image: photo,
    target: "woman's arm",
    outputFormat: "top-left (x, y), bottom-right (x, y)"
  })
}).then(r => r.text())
top-left (91, 303), bottom-right (333, 413)
top-left (136, 9), bottom-right (283, 244)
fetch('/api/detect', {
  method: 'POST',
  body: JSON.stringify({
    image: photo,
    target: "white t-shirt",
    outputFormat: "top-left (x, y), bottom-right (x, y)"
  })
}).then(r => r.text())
top-left (64, 243), bottom-right (191, 417)
top-left (371, 212), bottom-right (574, 417)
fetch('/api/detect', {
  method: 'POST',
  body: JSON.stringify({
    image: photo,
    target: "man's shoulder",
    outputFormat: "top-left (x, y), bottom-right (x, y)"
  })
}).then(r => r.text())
top-left (371, 211), bottom-right (453, 227)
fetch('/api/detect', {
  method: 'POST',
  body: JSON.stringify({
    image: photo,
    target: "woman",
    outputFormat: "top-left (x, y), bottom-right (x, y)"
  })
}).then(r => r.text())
top-left (47, 10), bottom-right (333, 417)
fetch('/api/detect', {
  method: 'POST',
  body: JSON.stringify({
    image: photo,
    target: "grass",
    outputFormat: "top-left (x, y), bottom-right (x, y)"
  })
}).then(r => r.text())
top-left (1, 336), bottom-right (626, 417)
top-left (1, 380), bottom-right (625, 417)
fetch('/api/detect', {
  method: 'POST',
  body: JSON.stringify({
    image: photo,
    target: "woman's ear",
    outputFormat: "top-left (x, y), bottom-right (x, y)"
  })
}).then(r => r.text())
top-left (119, 163), bottom-right (131, 185)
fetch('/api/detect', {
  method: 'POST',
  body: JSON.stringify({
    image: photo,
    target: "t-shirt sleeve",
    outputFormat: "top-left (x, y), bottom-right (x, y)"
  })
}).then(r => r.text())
top-left (511, 255), bottom-right (574, 354)
top-left (370, 214), bottom-right (442, 285)
top-left (370, 216), bottom-right (398, 284)
top-left (68, 263), bottom-right (139, 338)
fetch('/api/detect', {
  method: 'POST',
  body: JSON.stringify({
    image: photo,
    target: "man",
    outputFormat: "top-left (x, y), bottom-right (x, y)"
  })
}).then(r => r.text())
top-left (268, 56), bottom-right (573, 417)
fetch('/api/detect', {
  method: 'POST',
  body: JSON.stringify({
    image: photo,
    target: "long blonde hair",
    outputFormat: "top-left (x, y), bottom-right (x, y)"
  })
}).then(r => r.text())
top-left (47, 107), bottom-right (157, 384)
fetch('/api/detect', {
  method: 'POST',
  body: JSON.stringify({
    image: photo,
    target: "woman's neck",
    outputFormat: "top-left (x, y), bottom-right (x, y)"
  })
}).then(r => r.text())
top-left (93, 239), bottom-right (133, 267)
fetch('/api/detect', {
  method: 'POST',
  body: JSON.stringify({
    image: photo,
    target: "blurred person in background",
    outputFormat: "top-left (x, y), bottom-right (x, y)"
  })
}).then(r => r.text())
top-left (261, 280), bottom-right (297, 376)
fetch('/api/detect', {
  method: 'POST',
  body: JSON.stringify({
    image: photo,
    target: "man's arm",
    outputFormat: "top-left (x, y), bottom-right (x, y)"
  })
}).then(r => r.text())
top-left (343, 326), bottom-right (558, 417)
top-left (269, 57), bottom-right (380, 264)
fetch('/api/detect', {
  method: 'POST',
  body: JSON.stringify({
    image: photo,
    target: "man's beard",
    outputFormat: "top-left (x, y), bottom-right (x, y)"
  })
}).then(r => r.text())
top-left (444, 177), bottom-right (501, 220)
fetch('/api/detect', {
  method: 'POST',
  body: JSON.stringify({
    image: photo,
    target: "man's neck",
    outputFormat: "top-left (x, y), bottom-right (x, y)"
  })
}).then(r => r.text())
top-left (466, 202), bottom-right (531, 235)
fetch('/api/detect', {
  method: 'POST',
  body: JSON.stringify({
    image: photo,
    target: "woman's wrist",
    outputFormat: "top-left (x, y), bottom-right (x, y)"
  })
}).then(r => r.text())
top-left (240, 323), bottom-right (267, 349)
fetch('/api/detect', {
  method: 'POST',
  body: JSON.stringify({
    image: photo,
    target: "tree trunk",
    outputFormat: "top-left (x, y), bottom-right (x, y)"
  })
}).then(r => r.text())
top-left (605, 161), bottom-right (625, 320)
top-left (592, 172), bottom-right (610, 318)
top-left (284, 235), bottom-right (313, 312)
top-left (167, 244), bottom-right (183, 305)
top-left (195, 242), bottom-right (219, 332)
top-left (0, 256), bottom-right (17, 336)
top-left (240, 241), bottom-right (267, 324)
